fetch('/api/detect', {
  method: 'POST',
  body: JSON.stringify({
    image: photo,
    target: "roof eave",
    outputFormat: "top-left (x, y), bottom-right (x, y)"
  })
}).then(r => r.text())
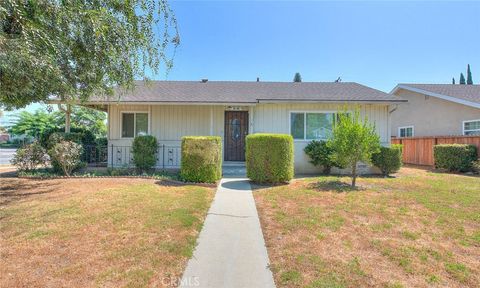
top-left (257, 99), bottom-right (407, 104)
top-left (48, 100), bottom-right (258, 106)
top-left (392, 84), bottom-right (480, 109)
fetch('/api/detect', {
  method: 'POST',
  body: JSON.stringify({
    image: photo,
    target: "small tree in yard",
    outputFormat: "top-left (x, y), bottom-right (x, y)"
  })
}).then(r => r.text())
top-left (329, 109), bottom-right (380, 187)
top-left (49, 141), bottom-right (83, 176)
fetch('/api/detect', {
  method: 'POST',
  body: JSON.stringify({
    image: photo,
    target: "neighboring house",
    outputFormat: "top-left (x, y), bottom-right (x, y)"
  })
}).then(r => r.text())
top-left (391, 84), bottom-right (480, 137)
top-left (79, 80), bottom-right (404, 174)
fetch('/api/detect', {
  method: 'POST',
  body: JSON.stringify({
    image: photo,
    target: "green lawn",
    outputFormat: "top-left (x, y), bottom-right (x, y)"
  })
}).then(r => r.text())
top-left (254, 167), bottom-right (480, 288)
top-left (0, 177), bottom-right (214, 287)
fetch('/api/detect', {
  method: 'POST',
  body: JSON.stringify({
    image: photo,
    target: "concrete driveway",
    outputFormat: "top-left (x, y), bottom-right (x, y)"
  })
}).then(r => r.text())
top-left (0, 148), bottom-right (16, 165)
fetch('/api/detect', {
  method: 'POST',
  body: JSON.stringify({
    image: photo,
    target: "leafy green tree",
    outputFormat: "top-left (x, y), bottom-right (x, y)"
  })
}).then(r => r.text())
top-left (9, 110), bottom-right (57, 138)
top-left (293, 72), bottom-right (302, 82)
top-left (452, 77), bottom-right (455, 84)
top-left (459, 73), bottom-right (466, 84)
top-left (328, 108), bottom-right (380, 187)
top-left (467, 64), bottom-right (473, 85)
top-left (55, 107), bottom-right (107, 137)
top-left (9, 107), bottom-right (106, 138)
top-left (0, 0), bottom-right (179, 109)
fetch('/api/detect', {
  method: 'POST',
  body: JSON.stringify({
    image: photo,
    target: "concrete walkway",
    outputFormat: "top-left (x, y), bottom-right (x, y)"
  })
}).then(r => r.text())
top-left (180, 178), bottom-right (276, 288)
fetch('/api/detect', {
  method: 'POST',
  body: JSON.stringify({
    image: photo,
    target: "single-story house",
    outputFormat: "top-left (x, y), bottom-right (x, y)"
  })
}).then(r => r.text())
top-left (83, 80), bottom-right (405, 174)
top-left (390, 84), bottom-right (480, 137)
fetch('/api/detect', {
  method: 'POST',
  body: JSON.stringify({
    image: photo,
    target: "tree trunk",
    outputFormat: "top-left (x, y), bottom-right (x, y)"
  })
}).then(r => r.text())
top-left (65, 104), bottom-right (71, 133)
top-left (351, 163), bottom-right (357, 187)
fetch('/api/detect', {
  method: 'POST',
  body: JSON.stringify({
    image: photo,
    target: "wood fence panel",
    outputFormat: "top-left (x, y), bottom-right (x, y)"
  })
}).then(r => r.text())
top-left (392, 135), bottom-right (480, 166)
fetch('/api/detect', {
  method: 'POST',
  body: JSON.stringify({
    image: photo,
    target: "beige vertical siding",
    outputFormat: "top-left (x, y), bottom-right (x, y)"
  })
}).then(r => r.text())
top-left (252, 103), bottom-right (390, 174)
top-left (107, 103), bottom-right (390, 173)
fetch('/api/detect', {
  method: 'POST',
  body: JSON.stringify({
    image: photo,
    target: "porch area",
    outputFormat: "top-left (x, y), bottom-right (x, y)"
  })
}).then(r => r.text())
top-left (83, 143), bottom-right (246, 176)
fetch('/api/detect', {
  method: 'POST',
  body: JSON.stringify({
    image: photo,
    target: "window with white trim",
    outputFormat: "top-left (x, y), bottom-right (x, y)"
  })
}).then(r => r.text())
top-left (122, 112), bottom-right (148, 138)
top-left (463, 120), bottom-right (480, 135)
top-left (290, 112), bottom-right (335, 140)
top-left (398, 126), bottom-right (414, 137)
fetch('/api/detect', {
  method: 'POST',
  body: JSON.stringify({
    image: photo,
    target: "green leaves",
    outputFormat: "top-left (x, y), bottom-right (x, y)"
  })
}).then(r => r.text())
top-left (9, 110), bottom-right (57, 138)
top-left (1, 0), bottom-right (179, 109)
top-left (328, 107), bottom-right (380, 186)
top-left (9, 107), bottom-right (107, 137)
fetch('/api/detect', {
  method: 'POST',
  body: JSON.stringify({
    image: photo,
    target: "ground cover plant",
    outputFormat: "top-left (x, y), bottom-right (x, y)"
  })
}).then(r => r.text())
top-left (0, 177), bottom-right (214, 287)
top-left (254, 167), bottom-right (480, 288)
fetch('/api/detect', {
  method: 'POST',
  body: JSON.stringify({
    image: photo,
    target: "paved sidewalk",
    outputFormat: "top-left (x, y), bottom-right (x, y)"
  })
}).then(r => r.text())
top-left (180, 178), bottom-right (275, 288)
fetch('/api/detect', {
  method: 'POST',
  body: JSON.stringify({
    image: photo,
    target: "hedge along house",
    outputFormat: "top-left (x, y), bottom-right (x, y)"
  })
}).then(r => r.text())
top-left (81, 80), bottom-right (405, 174)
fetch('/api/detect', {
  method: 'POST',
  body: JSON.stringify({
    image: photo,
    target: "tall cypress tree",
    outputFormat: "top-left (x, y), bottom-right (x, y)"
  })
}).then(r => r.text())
top-left (293, 72), bottom-right (302, 82)
top-left (459, 73), bottom-right (466, 84)
top-left (452, 77), bottom-right (455, 84)
top-left (467, 64), bottom-right (473, 84)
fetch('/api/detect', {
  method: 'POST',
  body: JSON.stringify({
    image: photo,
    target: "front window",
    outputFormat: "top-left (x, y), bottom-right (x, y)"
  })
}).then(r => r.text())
top-left (122, 112), bottom-right (148, 138)
top-left (399, 126), bottom-right (414, 137)
top-left (290, 112), bottom-right (334, 140)
top-left (464, 120), bottom-right (480, 135)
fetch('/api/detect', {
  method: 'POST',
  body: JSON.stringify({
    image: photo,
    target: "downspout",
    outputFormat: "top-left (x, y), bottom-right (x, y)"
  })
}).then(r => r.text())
top-left (387, 104), bottom-right (398, 146)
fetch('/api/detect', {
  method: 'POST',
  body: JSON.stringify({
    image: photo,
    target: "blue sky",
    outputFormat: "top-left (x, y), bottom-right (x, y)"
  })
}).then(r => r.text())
top-left (2, 0), bottom-right (480, 124)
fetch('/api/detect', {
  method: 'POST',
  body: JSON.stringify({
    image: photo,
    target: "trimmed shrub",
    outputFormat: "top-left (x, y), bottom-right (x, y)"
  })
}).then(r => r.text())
top-left (40, 127), bottom-right (95, 149)
top-left (95, 137), bottom-right (108, 146)
top-left (304, 140), bottom-right (342, 174)
top-left (49, 141), bottom-right (83, 176)
top-left (246, 133), bottom-right (294, 183)
top-left (132, 135), bottom-right (159, 172)
top-left (46, 132), bottom-right (83, 149)
top-left (180, 136), bottom-right (222, 183)
top-left (372, 144), bottom-right (403, 176)
top-left (434, 144), bottom-right (477, 172)
top-left (472, 160), bottom-right (480, 174)
top-left (11, 141), bottom-right (48, 171)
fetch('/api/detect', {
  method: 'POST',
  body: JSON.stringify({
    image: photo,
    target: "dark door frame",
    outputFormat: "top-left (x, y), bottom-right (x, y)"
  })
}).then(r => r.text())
top-left (224, 111), bottom-right (249, 161)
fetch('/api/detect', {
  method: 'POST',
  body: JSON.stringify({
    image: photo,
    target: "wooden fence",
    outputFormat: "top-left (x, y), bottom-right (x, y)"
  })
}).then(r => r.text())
top-left (391, 135), bottom-right (480, 166)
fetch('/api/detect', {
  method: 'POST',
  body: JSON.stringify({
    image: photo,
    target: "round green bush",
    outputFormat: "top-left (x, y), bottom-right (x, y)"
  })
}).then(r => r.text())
top-left (246, 133), bottom-right (294, 183)
top-left (371, 144), bottom-right (403, 176)
top-left (132, 135), bottom-right (159, 172)
top-left (180, 136), bottom-right (222, 183)
top-left (434, 144), bottom-right (477, 172)
top-left (304, 140), bottom-right (342, 174)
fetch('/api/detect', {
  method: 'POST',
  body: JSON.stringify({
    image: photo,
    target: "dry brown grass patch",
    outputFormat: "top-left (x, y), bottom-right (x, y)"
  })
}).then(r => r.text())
top-left (254, 167), bottom-right (480, 288)
top-left (0, 177), bottom-right (214, 287)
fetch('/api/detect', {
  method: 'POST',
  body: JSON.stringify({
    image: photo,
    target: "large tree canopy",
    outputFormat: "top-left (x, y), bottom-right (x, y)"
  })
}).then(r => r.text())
top-left (9, 107), bottom-right (107, 137)
top-left (0, 0), bottom-right (179, 109)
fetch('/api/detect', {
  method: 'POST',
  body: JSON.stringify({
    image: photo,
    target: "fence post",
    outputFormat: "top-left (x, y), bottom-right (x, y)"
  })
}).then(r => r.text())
top-left (162, 144), bottom-right (165, 171)
top-left (110, 144), bottom-right (114, 168)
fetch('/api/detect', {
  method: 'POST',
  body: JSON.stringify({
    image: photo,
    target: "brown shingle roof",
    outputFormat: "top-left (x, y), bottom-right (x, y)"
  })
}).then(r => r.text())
top-left (396, 84), bottom-right (480, 105)
top-left (90, 81), bottom-right (403, 104)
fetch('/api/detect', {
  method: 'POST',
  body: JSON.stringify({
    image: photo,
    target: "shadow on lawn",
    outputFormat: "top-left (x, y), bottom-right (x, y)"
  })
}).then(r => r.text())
top-left (307, 180), bottom-right (364, 193)
top-left (0, 179), bottom-right (59, 207)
